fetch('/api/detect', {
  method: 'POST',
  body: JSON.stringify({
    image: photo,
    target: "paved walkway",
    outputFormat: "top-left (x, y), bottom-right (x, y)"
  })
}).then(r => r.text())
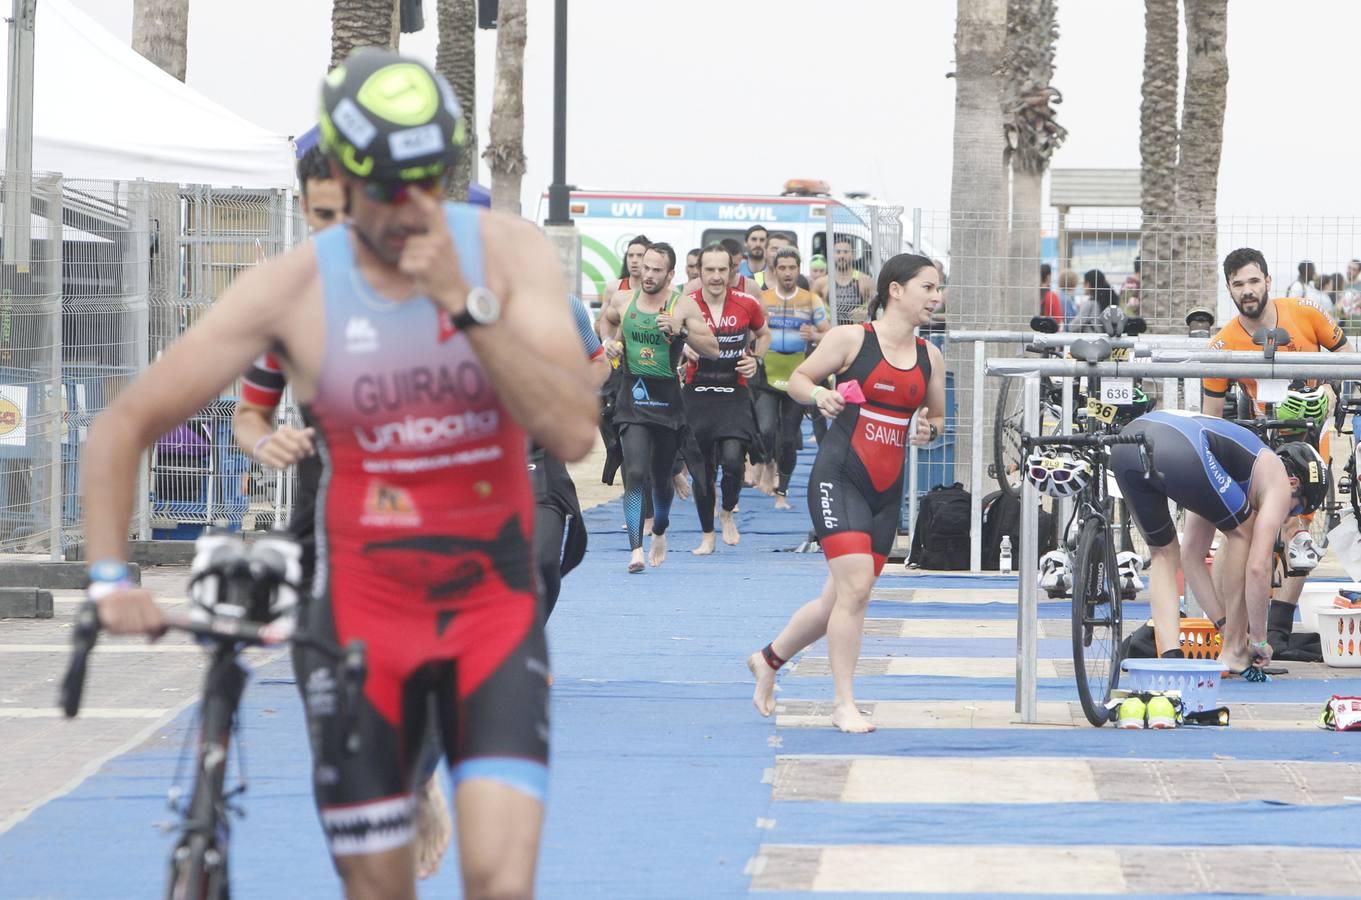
top-left (3, 436), bottom-right (1361, 897)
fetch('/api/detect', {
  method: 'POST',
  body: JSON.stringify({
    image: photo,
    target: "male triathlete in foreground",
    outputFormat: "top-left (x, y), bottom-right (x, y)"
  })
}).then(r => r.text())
top-left (82, 49), bottom-right (597, 900)
top-left (1109, 410), bottom-right (1328, 677)
top-left (1201, 247), bottom-right (1354, 657)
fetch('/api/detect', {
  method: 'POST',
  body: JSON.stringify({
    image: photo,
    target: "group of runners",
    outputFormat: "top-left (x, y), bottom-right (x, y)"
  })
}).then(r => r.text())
top-left (67, 41), bottom-right (1356, 900)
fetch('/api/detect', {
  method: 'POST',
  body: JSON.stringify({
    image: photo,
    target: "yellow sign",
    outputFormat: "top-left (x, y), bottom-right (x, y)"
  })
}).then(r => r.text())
top-left (1110, 347), bottom-right (1133, 362)
top-left (1086, 396), bottom-right (1118, 424)
top-left (0, 396), bottom-right (19, 438)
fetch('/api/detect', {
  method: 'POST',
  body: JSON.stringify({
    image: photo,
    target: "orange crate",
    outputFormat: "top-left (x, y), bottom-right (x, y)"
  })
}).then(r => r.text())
top-left (1178, 618), bottom-right (1222, 659)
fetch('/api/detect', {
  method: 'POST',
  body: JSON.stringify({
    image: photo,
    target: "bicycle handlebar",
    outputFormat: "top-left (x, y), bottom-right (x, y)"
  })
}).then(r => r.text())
top-left (1022, 432), bottom-right (1147, 449)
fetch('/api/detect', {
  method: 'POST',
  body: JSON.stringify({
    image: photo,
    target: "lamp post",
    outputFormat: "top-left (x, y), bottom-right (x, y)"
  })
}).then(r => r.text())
top-left (542, 0), bottom-right (579, 297)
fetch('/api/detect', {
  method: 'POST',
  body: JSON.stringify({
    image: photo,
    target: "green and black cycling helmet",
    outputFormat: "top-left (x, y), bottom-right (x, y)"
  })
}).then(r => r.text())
top-left (318, 48), bottom-right (466, 187)
top-left (1114, 386), bottom-right (1156, 424)
top-left (1277, 440), bottom-right (1330, 514)
top-left (1277, 382), bottom-right (1330, 427)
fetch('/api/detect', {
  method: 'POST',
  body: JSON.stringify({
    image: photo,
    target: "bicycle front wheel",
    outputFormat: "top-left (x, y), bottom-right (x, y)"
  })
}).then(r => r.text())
top-left (1072, 516), bottom-right (1123, 726)
top-left (993, 379), bottom-right (1061, 497)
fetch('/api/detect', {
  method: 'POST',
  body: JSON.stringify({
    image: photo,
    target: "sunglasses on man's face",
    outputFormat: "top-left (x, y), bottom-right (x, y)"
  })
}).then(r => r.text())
top-left (361, 176), bottom-right (444, 205)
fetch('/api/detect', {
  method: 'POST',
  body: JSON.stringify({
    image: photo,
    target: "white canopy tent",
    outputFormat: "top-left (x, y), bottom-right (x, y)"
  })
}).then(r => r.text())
top-left (1, 0), bottom-right (295, 188)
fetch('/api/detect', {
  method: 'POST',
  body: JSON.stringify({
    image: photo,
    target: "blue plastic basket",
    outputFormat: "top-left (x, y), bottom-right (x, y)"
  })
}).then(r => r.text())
top-left (1121, 659), bottom-right (1224, 713)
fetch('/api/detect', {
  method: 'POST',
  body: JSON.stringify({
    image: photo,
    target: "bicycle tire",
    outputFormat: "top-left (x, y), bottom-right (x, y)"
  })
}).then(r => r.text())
top-left (166, 654), bottom-right (245, 900)
top-left (1072, 516), bottom-right (1123, 726)
top-left (993, 379), bottom-right (1062, 497)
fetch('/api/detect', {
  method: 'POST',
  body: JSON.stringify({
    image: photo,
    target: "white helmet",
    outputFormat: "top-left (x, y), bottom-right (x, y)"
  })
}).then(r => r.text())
top-left (1039, 549), bottom-right (1071, 595)
top-left (1116, 550), bottom-right (1144, 594)
top-left (1024, 450), bottom-right (1092, 499)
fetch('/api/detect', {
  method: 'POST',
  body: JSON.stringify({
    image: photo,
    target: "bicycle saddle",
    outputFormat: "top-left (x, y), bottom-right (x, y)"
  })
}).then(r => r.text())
top-left (1070, 337), bottom-right (1112, 363)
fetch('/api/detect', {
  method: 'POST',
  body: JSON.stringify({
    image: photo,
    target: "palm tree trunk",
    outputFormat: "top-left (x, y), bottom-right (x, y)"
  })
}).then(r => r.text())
top-left (949, 0), bottom-right (1009, 485)
top-left (484, 0), bottom-right (528, 213)
top-left (1177, 0), bottom-right (1228, 315)
top-left (132, 0), bottom-right (189, 82)
top-left (1139, 0), bottom-right (1179, 321)
top-left (438, 0), bottom-right (478, 202)
top-left (330, 0), bottom-right (399, 71)
top-left (1001, 0), bottom-right (1063, 324)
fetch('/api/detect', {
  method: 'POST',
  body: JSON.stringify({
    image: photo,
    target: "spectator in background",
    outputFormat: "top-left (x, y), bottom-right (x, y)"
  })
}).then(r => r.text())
top-left (1122, 256), bottom-right (1142, 306)
top-left (1039, 263), bottom-right (1063, 321)
top-left (1346, 258), bottom-right (1361, 292)
top-left (1070, 269), bottom-right (1119, 332)
top-left (1286, 260), bottom-right (1333, 313)
top-left (1057, 269), bottom-right (1080, 321)
top-left (1121, 288), bottom-right (1141, 318)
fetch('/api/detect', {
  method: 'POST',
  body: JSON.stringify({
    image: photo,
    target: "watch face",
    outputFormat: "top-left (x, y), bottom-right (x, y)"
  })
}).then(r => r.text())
top-left (467, 287), bottom-right (500, 324)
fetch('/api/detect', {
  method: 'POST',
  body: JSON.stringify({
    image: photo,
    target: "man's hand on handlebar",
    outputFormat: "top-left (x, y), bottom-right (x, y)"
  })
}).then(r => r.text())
top-left (95, 588), bottom-right (166, 639)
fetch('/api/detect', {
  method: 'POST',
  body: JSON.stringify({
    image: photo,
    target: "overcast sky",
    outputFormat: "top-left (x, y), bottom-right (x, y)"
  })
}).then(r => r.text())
top-left (67, 0), bottom-right (1361, 220)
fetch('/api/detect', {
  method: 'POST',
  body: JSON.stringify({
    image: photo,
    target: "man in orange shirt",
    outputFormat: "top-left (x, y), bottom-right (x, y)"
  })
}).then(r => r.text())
top-left (1201, 247), bottom-right (1355, 659)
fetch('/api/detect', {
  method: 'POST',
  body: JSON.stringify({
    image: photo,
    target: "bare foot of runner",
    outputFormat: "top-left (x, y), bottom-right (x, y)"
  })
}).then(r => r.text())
top-left (774, 492), bottom-right (791, 511)
top-left (673, 470), bottom-right (691, 500)
top-left (831, 703), bottom-right (876, 734)
top-left (692, 532), bottom-right (716, 556)
top-left (720, 510), bottom-right (740, 545)
top-left (414, 775), bottom-right (452, 879)
top-left (628, 548), bottom-right (645, 574)
top-left (748, 651), bottom-right (776, 716)
top-left (649, 532), bottom-right (667, 567)
top-left (758, 463), bottom-right (777, 495)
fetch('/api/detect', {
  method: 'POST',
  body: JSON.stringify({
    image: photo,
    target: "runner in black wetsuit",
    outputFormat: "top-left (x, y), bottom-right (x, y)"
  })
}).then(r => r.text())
top-left (747, 254), bottom-right (945, 734)
top-left (684, 242), bottom-right (771, 555)
top-left (1110, 410), bottom-right (1326, 675)
top-left (597, 243), bottom-right (719, 573)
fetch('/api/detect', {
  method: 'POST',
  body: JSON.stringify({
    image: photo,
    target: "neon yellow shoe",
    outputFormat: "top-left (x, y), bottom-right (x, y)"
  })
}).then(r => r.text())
top-left (1117, 697), bottom-right (1147, 729)
top-left (1146, 696), bottom-right (1177, 729)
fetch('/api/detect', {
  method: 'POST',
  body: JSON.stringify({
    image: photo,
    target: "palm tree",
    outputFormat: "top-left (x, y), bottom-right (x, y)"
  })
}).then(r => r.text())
top-left (438, 0), bottom-right (478, 201)
top-left (484, 0), bottom-right (527, 213)
top-left (1139, 0), bottom-right (1179, 320)
top-left (1176, 0), bottom-right (1228, 313)
top-left (131, 0), bottom-right (189, 82)
top-left (949, 0), bottom-right (1009, 482)
top-left (330, 0), bottom-right (399, 71)
top-left (1001, 0), bottom-right (1065, 322)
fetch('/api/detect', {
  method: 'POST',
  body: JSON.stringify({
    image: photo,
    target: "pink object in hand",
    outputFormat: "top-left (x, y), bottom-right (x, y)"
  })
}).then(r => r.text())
top-left (836, 380), bottom-right (867, 404)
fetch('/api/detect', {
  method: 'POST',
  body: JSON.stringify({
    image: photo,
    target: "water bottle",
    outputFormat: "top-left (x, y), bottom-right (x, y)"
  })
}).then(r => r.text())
top-left (1000, 535), bottom-right (1013, 574)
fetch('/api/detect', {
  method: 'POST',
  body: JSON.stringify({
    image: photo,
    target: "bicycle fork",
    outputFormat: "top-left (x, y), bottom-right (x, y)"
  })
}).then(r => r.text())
top-left (168, 650), bottom-right (248, 900)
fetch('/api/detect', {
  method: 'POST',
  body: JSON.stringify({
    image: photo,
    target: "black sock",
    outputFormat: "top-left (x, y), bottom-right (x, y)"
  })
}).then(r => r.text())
top-left (1214, 617), bottom-right (1226, 631)
top-left (1268, 600), bottom-right (1295, 636)
top-left (1160, 648), bottom-right (1185, 659)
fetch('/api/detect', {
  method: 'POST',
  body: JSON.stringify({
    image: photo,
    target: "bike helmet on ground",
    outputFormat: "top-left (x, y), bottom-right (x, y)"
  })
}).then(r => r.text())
top-left (1277, 441), bottom-right (1330, 514)
top-left (1277, 385), bottom-right (1329, 427)
top-left (319, 48), bottom-right (466, 197)
top-left (1024, 449), bottom-right (1092, 499)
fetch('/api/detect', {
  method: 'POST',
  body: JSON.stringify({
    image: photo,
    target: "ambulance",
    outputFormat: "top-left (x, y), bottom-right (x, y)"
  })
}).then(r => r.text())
top-left (536, 180), bottom-right (916, 306)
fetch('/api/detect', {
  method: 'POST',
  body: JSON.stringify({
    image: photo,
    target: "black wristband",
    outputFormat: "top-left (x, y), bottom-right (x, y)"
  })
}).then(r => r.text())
top-left (928, 423), bottom-right (939, 441)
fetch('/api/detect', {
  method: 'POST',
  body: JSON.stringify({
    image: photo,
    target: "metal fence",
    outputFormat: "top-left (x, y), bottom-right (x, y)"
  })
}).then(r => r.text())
top-left (903, 208), bottom-right (1361, 560)
top-left (0, 172), bottom-right (301, 558)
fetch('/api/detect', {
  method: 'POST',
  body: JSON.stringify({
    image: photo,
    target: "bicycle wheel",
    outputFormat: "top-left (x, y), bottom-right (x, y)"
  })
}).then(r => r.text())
top-left (993, 379), bottom-right (1061, 497)
top-left (1072, 516), bottom-right (1122, 726)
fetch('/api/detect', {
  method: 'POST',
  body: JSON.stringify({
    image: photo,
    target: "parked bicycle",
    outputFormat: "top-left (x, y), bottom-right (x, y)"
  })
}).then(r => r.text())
top-left (61, 531), bottom-right (367, 900)
top-left (1024, 423), bottom-right (1152, 727)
